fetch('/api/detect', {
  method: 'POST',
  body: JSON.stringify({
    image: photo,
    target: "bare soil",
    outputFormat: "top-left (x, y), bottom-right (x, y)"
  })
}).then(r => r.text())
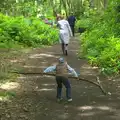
top-left (0, 35), bottom-right (120, 120)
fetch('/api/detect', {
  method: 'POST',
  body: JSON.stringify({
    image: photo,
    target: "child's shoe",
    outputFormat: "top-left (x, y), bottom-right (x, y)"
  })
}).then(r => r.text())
top-left (57, 98), bottom-right (63, 102)
top-left (67, 98), bottom-right (72, 102)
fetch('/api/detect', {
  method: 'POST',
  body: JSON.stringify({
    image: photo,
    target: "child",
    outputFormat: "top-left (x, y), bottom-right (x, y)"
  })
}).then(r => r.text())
top-left (57, 14), bottom-right (73, 56)
top-left (43, 57), bottom-right (78, 102)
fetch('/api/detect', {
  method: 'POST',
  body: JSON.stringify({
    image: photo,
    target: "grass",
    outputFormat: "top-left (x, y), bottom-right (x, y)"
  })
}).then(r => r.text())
top-left (0, 47), bottom-right (31, 84)
top-left (0, 47), bottom-right (30, 100)
top-left (0, 90), bottom-right (16, 101)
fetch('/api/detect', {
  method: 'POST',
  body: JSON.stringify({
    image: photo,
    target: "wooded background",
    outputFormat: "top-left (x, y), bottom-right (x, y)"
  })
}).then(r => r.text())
top-left (0, 0), bottom-right (109, 18)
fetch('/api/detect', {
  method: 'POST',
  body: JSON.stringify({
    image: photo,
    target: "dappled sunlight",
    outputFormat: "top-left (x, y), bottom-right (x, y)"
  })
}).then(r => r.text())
top-left (29, 54), bottom-right (42, 59)
top-left (29, 53), bottom-right (59, 59)
top-left (78, 71), bottom-right (92, 75)
top-left (0, 82), bottom-right (20, 90)
top-left (23, 65), bottom-right (43, 68)
top-left (77, 105), bottom-right (116, 117)
top-left (43, 76), bottom-right (55, 78)
top-left (81, 65), bottom-right (98, 70)
top-left (35, 88), bottom-right (55, 92)
top-left (80, 65), bottom-right (97, 74)
top-left (18, 75), bottom-right (54, 80)
top-left (93, 66), bottom-right (99, 69)
top-left (46, 52), bottom-right (61, 55)
top-left (78, 111), bottom-right (96, 116)
top-left (18, 76), bottom-right (28, 80)
top-left (58, 113), bottom-right (69, 119)
top-left (78, 106), bottom-right (94, 111)
top-left (0, 96), bottom-right (11, 102)
top-left (10, 59), bottom-right (24, 63)
top-left (80, 65), bottom-right (98, 75)
top-left (97, 106), bottom-right (112, 111)
top-left (41, 61), bottom-right (48, 64)
top-left (18, 76), bottom-right (42, 80)
top-left (42, 83), bottom-right (55, 86)
top-left (77, 105), bottom-right (115, 112)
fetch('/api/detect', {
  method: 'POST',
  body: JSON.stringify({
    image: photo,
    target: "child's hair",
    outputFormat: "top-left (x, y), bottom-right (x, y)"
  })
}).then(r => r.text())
top-left (56, 14), bottom-right (64, 21)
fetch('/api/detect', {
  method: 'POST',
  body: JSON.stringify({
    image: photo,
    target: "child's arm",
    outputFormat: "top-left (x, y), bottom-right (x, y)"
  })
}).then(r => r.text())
top-left (44, 65), bottom-right (56, 73)
top-left (67, 64), bottom-right (78, 77)
top-left (66, 21), bottom-right (73, 37)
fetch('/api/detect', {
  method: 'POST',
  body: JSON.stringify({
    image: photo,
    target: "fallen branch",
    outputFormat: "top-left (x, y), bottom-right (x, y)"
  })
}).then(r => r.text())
top-left (12, 71), bottom-right (107, 95)
top-left (96, 76), bottom-right (107, 95)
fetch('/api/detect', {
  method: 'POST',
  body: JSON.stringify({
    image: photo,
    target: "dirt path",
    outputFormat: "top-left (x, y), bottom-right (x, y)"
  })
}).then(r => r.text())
top-left (1, 35), bottom-right (120, 120)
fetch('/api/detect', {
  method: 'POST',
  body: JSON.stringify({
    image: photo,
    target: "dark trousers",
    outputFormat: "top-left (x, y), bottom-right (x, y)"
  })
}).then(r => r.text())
top-left (70, 25), bottom-right (75, 36)
top-left (56, 76), bottom-right (71, 99)
top-left (61, 43), bottom-right (68, 55)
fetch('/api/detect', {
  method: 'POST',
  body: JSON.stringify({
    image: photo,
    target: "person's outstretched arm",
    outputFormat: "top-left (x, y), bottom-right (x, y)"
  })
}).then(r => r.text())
top-left (44, 65), bottom-right (56, 73)
top-left (67, 64), bottom-right (78, 77)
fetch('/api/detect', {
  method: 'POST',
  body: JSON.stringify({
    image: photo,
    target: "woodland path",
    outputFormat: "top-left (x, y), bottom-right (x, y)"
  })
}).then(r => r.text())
top-left (1, 35), bottom-right (120, 120)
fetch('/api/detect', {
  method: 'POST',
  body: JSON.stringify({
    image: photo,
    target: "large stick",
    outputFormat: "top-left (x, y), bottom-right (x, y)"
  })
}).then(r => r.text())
top-left (12, 71), bottom-right (107, 95)
top-left (96, 76), bottom-right (107, 95)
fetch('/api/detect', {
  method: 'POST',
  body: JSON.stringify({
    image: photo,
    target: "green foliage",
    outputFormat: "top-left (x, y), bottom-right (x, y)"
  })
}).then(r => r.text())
top-left (80, 1), bottom-right (120, 75)
top-left (0, 91), bottom-right (16, 100)
top-left (0, 13), bottom-right (59, 48)
top-left (75, 8), bottom-right (104, 31)
top-left (0, 49), bottom-right (30, 83)
top-left (76, 18), bottom-right (92, 30)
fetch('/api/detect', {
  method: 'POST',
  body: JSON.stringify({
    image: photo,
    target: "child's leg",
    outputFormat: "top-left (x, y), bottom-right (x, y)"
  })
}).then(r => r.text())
top-left (62, 77), bottom-right (72, 99)
top-left (56, 76), bottom-right (62, 99)
top-left (59, 32), bottom-right (65, 55)
top-left (61, 43), bottom-right (65, 54)
top-left (65, 44), bottom-right (68, 56)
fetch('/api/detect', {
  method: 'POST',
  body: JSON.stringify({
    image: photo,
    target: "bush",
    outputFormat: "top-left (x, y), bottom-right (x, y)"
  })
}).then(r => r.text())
top-left (75, 9), bottom-right (103, 32)
top-left (76, 18), bottom-right (91, 30)
top-left (0, 13), bottom-right (59, 48)
top-left (80, 1), bottom-right (120, 75)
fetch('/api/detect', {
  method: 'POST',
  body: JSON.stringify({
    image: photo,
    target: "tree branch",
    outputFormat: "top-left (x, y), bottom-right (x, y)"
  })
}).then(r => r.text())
top-left (12, 71), bottom-right (107, 95)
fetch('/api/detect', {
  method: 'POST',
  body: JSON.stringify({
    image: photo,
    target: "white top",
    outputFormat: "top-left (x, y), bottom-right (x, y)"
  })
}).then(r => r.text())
top-left (57, 20), bottom-right (73, 44)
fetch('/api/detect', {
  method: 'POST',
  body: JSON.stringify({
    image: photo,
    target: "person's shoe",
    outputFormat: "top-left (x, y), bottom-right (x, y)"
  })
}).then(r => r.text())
top-left (57, 98), bottom-right (63, 102)
top-left (67, 98), bottom-right (72, 102)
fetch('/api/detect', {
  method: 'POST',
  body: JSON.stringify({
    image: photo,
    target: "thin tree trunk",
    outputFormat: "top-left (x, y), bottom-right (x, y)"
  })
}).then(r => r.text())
top-left (59, 0), bottom-right (62, 14)
top-left (104, 0), bottom-right (108, 9)
top-left (61, 0), bottom-right (68, 17)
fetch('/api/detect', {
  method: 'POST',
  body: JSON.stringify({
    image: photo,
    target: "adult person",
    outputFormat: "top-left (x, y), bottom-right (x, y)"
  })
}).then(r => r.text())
top-left (67, 12), bottom-right (76, 36)
top-left (57, 14), bottom-right (73, 56)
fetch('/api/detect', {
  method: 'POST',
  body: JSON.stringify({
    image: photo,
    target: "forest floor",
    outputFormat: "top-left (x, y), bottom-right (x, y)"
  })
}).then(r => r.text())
top-left (0, 34), bottom-right (120, 120)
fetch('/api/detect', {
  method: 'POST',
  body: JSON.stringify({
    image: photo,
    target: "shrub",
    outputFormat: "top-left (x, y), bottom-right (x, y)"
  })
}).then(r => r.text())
top-left (80, 1), bottom-right (120, 75)
top-left (0, 13), bottom-right (59, 48)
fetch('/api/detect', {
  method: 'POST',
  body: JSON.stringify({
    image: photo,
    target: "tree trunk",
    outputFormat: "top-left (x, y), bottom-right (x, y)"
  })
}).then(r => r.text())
top-left (89, 0), bottom-right (94, 8)
top-left (104, 0), bottom-right (108, 9)
top-left (61, 0), bottom-right (68, 17)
